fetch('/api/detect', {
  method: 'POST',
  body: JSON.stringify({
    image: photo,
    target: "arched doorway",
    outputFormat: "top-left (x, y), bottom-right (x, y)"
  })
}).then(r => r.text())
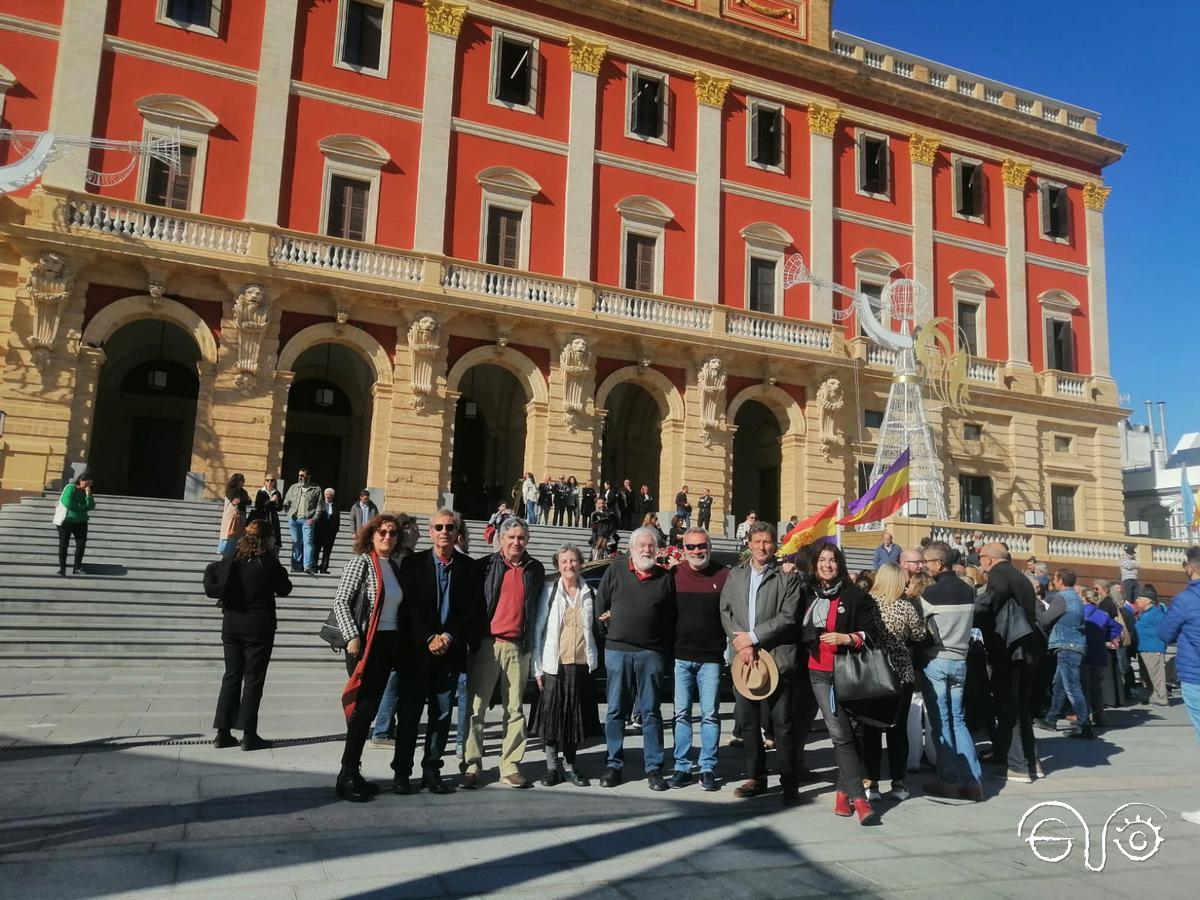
top-left (281, 343), bottom-right (374, 498)
top-left (450, 363), bottom-right (528, 521)
top-left (602, 382), bottom-right (664, 503)
top-left (90, 319), bottom-right (201, 498)
top-left (732, 400), bottom-right (782, 524)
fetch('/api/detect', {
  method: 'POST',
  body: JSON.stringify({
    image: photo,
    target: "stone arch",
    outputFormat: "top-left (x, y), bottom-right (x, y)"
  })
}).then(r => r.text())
top-left (277, 323), bottom-right (393, 385)
top-left (851, 248), bottom-right (903, 275)
top-left (948, 269), bottom-right (995, 292)
top-left (726, 383), bottom-right (806, 437)
top-left (81, 295), bottom-right (218, 365)
top-left (135, 94), bottom-right (219, 131)
top-left (446, 345), bottom-right (549, 405)
top-left (595, 365), bottom-right (685, 423)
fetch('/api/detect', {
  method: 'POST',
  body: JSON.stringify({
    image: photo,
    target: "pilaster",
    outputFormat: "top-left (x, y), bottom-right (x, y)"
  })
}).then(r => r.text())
top-left (563, 38), bottom-right (607, 280)
top-left (244, 0), bottom-right (302, 223)
top-left (693, 72), bottom-right (730, 304)
top-left (807, 106), bottom-right (840, 323)
top-left (413, 2), bottom-right (468, 253)
top-left (909, 134), bottom-right (939, 293)
top-left (1002, 160), bottom-right (1032, 372)
top-left (1083, 182), bottom-right (1113, 381)
top-left (43, 0), bottom-right (107, 190)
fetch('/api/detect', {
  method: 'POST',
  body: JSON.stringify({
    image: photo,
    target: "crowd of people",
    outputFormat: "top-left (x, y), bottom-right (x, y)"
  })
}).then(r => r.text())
top-left (201, 485), bottom-right (1200, 827)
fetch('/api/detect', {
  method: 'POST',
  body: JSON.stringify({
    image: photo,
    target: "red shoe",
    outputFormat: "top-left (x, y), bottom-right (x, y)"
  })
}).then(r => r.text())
top-left (833, 791), bottom-right (852, 816)
top-left (853, 797), bottom-right (880, 826)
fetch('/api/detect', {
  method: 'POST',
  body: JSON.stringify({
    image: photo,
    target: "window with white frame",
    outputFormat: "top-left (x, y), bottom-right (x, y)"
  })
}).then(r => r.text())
top-left (1038, 178), bottom-right (1071, 241)
top-left (319, 135), bottom-right (389, 243)
top-left (953, 155), bottom-right (986, 222)
top-left (616, 196), bottom-right (673, 294)
top-left (851, 248), bottom-right (899, 338)
top-left (949, 269), bottom-right (992, 357)
top-left (740, 222), bottom-right (792, 315)
top-left (1039, 290), bottom-right (1079, 372)
top-left (626, 66), bottom-right (669, 144)
top-left (156, 0), bottom-right (222, 36)
top-left (855, 129), bottom-right (890, 199)
top-left (335, 0), bottom-right (393, 78)
top-left (747, 98), bottom-right (785, 171)
top-left (135, 94), bottom-right (218, 213)
top-left (477, 167), bottom-right (540, 270)
top-left (490, 29), bottom-right (538, 113)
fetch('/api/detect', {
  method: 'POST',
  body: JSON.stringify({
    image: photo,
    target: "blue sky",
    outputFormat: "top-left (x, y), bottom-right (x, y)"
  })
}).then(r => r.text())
top-left (834, 0), bottom-right (1198, 440)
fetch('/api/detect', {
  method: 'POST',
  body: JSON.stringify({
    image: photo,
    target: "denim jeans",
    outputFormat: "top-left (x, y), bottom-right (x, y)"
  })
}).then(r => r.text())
top-left (1046, 649), bottom-right (1089, 725)
top-left (217, 538), bottom-right (235, 556)
top-left (673, 660), bottom-right (720, 773)
top-left (1181, 681), bottom-right (1200, 743)
top-left (605, 648), bottom-right (665, 772)
top-left (920, 657), bottom-right (982, 786)
top-left (372, 671), bottom-right (401, 739)
top-left (288, 518), bottom-right (314, 570)
top-left (525, 501), bottom-right (539, 524)
top-left (455, 670), bottom-right (469, 757)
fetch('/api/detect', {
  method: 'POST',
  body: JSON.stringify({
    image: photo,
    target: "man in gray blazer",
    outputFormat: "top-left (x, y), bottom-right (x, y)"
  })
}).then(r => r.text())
top-left (720, 520), bottom-right (803, 805)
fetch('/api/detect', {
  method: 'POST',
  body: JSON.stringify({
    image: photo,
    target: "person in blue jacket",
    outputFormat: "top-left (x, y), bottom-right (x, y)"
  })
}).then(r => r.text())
top-left (1159, 545), bottom-right (1200, 826)
top-left (1134, 585), bottom-right (1168, 706)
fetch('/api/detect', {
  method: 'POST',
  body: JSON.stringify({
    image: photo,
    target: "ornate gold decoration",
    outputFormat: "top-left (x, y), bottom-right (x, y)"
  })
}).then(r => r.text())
top-left (232, 283), bottom-right (271, 393)
top-left (1082, 182), bottom-right (1112, 211)
top-left (698, 356), bottom-right (727, 448)
top-left (807, 104), bottom-right (841, 137)
top-left (909, 133), bottom-right (940, 166)
top-left (738, 0), bottom-right (794, 19)
top-left (694, 71), bottom-right (731, 108)
top-left (26, 252), bottom-right (75, 371)
top-left (1001, 159), bottom-right (1032, 190)
top-left (407, 312), bottom-right (442, 414)
top-left (559, 335), bottom-right (593, 433)
top-left (567, 36), bottom-right (607, 75)
top-left (424, 0), bottom-right (468, 38)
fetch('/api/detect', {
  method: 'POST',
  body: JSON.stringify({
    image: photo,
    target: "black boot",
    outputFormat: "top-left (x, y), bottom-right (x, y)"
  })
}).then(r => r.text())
top-left (213, 730), bottom-right (238, 749)
top-left (336, 764), bottom-right (374, 802)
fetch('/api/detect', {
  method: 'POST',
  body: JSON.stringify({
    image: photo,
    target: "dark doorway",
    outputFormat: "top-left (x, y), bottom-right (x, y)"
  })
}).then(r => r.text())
top-left (450, 364), bottom-right (527, 521)
top-left (602, 382), bottom-right (664, 504)
top-left (281, 343), bottom-right (374, 501)
top-left (90, 320), bottom-right (201, 498)
top-left (732, 400), bottom-right (782, 524)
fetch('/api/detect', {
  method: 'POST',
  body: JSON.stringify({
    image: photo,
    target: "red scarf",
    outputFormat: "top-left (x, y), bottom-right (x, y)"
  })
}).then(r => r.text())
top-left (340, 552), bottom-right (385, 723)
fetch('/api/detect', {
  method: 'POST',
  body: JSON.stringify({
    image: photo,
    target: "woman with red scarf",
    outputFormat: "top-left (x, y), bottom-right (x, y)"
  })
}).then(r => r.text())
top-left (331, 513), bottom-right (406, 802)
top-left (803, 543), bottom-right (884, 825)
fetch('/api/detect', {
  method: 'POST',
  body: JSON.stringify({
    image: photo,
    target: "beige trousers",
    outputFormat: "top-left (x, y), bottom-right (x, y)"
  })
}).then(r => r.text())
top-left (464, 637), bottom-right (529, 777)
top-left (1140, 651), bottom-right (1168, 704)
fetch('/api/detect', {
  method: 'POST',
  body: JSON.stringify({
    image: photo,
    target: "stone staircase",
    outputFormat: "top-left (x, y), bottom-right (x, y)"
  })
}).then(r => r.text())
top-left (0, 493), bottom-right (751, 667)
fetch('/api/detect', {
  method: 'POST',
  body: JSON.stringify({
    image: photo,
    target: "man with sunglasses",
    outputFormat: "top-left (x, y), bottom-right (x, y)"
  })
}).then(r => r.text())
top-left (669, 528), bottom-right (729, 790)
top-left (282, 468), bottom-right (322, 574)
top-left (463, 517), bottom-right (545, 789)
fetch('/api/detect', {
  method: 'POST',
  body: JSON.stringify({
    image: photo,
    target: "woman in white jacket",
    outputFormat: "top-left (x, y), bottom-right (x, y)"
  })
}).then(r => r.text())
top-left (522, 472), bottom-right (540, 524)
top-left (530, 544), bottom-right (600, 786)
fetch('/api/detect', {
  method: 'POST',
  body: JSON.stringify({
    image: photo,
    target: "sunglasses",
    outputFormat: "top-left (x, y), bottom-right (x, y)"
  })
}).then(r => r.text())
top-left (376, 529), bottom-right (399, 538)
top-left (683, 542), bottom-right (709, 551)
top-left (431, 523), bottom-right (458, 532)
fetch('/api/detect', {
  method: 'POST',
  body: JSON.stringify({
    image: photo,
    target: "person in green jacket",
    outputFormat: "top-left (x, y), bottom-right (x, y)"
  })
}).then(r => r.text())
top-left (57, 472), bottom-right (95, 576)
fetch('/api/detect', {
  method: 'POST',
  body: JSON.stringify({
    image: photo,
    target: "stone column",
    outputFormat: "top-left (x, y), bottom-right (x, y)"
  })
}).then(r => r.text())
top-left (1082, 182), bottom-right (1114, 381)
top-left (413, 1), bottom-right (468, 253)
top-left (265, 369), bottom-right (295, 480)
top-left (693, 72), bottom-right (730, 304)
top-left (64, 346), bottom-right (106, 468)
top-left (43, 0), bottom-right (107, 189)
top-left (243, 0), bottom-right (302, 223)
top-left (368, 382), bottom-right (394, 505)
top-left (190, 360), bottom-right (218, 489)
top-left (807, 106), bottom-right (840, 323)
top-left (562, 38), bottom-right (607, 280)
top-left (1002, 160), bottom-right (1033, 371)
top-left (909, 134), bottom-right (939, 293)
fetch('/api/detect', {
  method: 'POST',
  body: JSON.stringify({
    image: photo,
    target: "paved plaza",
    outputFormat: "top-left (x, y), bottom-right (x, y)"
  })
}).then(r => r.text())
top-left (2, 665), bottom-right (1198, 899)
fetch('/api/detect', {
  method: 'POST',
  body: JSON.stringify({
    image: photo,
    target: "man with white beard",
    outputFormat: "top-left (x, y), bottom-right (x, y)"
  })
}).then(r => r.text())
top-left (595, 527), bottom-right (677, 791)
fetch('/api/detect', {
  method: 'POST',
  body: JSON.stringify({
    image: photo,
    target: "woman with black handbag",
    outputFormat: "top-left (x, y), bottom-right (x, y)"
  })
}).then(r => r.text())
top-left (329, 513), bottom-right (406, 802)
top-left (859, 563), bottom-right (927, 803)
top-left (212, 520), bottom-right (292, 751)
top-left (802, 543), bottom-right (884, 825)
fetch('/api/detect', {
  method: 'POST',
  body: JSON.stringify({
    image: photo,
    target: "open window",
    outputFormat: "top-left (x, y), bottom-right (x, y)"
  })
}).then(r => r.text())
top-left (156, 0), bottom-right (222, 36)
top-left (335, 0), bottom-right (392, 78)
top-left (959, 474), bottom-right (994, 524)
top-left (319, 134), bottom-right (389, 243)
top-left (748, 98), bottom-right (784, 171)
top-left (856, 129), bottom-right (890, 199)
top-left (953, 155), bottom-right (986, 222)
top-left (477, 167), bottom-right (540, 269)
top-left (490, 29), bottom-right (538, 113)
top-left (1039, 290), bottom-right (1080, 372)
top-left (852, 248), bottom-right (900, 338)
top-left (1039, 179), bottom-right (1071, 242)
top-left (627, 66), bottom-right (669, 144)
top-left (135, 94), bottom-right (218, 213)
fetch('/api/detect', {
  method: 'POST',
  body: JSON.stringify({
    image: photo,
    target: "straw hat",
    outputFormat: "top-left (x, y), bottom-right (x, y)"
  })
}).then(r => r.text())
top-left (731, 648), bottom-right (779, 701)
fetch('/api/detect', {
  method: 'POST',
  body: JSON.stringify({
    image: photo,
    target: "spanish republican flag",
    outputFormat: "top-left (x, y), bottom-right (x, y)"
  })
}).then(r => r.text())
top-left (778, 500), bottom-right (840, 556)
top-left (838, 449), bottom-right (911, 527)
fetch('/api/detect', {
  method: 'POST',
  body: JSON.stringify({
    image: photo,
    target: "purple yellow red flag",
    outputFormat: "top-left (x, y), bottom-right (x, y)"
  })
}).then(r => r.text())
top-left (778, 500), bottom-right (840, 556)
top-left (837, 449), bottom-right (911, 527)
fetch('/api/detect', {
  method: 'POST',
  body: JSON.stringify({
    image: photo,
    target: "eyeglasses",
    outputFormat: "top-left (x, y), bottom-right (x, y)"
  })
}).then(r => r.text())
top-left (683, 542), bottom-right (709, 551)
top-left (376, 529), bottom-right (399, 538)
top-left (431, 523), bottom-right (458, 532)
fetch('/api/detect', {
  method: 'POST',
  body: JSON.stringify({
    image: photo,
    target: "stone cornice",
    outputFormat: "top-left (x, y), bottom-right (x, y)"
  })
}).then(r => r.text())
top-left (104, 35), bottom-right (258, 83)
top-left (0, 11), bottom-right (59, 39)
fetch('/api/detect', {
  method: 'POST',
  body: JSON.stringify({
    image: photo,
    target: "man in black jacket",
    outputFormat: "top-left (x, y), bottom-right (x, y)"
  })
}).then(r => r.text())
top-left (461, 517), bottom-right (545, 789)
top-left (596, 527), bottom-right (676, 790)
top-left (392, 509), bottom-right (484, 795)
top-left (616, 478), bottom-right (636, 530)
top-left (313, 488), bottom-right (341, 574)
top-left (977, 541), bottom-right (1045, 782)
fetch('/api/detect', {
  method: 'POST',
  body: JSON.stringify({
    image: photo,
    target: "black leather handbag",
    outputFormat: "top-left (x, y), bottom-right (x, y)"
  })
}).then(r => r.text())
top-left (318, 609), bottom-right (347, 652)
top-left (833, 637), bottom-right (901, 703)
